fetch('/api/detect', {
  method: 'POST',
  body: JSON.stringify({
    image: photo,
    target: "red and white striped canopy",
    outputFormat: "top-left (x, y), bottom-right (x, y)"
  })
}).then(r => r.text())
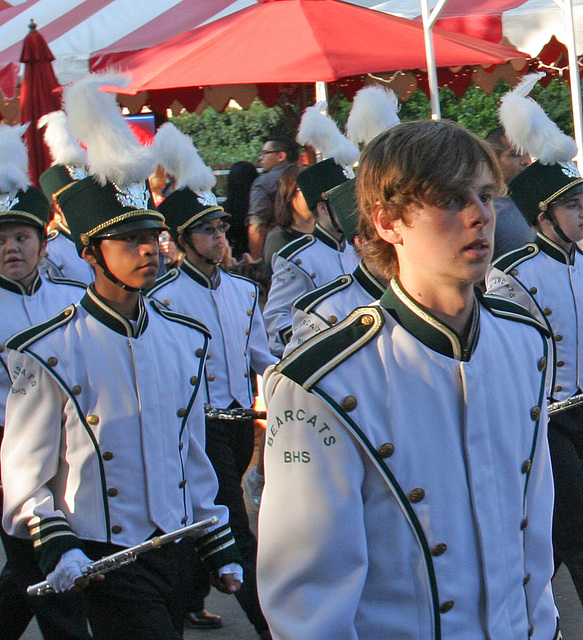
top-left (0, 0), bottom-right (581, 100)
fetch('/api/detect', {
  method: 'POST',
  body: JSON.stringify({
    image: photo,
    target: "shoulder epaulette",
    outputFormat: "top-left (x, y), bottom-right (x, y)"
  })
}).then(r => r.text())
top-left (277, 234), bottom-right (315, 261)
top-left (482, 293), bottom-right (550, 337)
top-left (492, 243), bottom-right (539, 273)
top-left (278, 306), bottom-right (384, 390)
top-left (147, 268), bottom-right (180, 296)
top-left (149, 298), bottom-right (211, 338)
top-left (6, 305), bottom-right (76, 352)
top-left (293, 274), bottom-right (353, 313)
top-left (46, 272), bottom-right (87, 289)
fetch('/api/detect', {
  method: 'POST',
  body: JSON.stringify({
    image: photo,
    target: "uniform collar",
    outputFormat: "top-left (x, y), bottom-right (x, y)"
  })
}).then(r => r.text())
top-left (80, 285), bottom-right (149, 337)
top-left (380, 277), bottom-right (480, 361)
top-left (181, 258), bottom-right (220, 289)
top-left (353, 261), bottom-right (386, 299)
top-left (313, 224), bottom-right (345, 251)
top-left (535, 232), bottom-right (576, 265)
top-left (0, 271), bottom-right (42, 296)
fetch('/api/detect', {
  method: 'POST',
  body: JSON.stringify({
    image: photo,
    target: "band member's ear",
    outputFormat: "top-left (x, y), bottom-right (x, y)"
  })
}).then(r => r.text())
top-left (81, 245), bottom-right (98, 267)
top-left (372, 201), bottom-right (403, 246)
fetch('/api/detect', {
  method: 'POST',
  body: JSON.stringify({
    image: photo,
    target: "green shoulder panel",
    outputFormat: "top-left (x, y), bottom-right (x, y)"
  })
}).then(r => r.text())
top-left (482, 293), bottom-right (550, 337)
top-left (492, 243), bottom-right (539, 273)
top-left (277, 234), bottom-right (315, 261)
top-left (278, 306), bottom-right (384, 390)
top-left (148, 298), bottom-right (211, 338)
top-left (6, 306), bottom-right (77, 352)
top-left (293, 274), bottom-right (353, 313)
top-left (147, 268), bottom-right (180, 297)
top-left (46, 272), bottom-right (87, 290)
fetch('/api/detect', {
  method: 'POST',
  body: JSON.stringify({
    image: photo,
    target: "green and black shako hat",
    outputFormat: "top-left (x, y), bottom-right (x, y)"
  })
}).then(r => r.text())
top-left (325, 177), bottom-right (359, 244)
top-left (58, 71), bottom-right (166, 291)
top-left (500, 72), bottom-right (583, 243)
top-left (0, 123), bottom-right (50, 234)
top-left (154, 122), bottom-right (227, 265)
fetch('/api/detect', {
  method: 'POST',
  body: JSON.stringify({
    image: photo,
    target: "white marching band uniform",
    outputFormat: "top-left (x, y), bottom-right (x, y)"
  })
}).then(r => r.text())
top-left (257, 278), bottom-right (559, 640)
top-left (263, 225), bottom-right (359, 356)
top-left (1, 286), bottom-right (237, 573)
top-left (41, 229), bottom-right (94, 285)
top-left (148, 260), bottom-right (275, 409)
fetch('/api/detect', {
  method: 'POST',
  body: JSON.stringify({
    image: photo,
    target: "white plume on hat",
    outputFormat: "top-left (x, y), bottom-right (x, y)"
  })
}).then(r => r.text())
top-left (346, 86), bottom-right (400, 147)
top-left (296, 102), bottom-right (360, 167)
top-left (63, 72), bottom-right (156, 187)
top-left (153, 122), bottom-right (216, 193)
top-left (38, 110), bottom-right (86, 168)
top-left (0, 123), bottom-right (30, 193)
top-left (499, 72), bottom-right (577, 165)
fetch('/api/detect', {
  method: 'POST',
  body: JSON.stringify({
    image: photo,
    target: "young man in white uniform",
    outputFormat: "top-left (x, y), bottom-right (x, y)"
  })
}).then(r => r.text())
top-left (257, 120), bottom-right (559, 639)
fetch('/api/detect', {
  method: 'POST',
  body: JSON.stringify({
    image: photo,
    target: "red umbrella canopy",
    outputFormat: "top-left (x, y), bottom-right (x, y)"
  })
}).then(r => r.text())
top-left (19, 20), bottom-right (62, 188)
top-left (92, 0), bottom-right (528, 95)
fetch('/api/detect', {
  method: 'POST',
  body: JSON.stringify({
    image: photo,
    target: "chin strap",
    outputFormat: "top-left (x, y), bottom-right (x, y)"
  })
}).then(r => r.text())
top-left (546, 208), bottom-right (576, 246)
top-left (91, 244), bottom-right (142, 292)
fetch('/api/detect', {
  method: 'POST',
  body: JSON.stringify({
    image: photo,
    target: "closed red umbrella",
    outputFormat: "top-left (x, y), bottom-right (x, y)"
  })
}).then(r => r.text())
top-left (19, 19), bottom-right (61, 187)
top-left (93, 0), bottom-right (527, 96)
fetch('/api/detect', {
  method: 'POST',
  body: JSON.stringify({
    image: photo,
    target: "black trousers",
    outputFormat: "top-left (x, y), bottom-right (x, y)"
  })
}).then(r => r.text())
top-left (188, 412), bottom-right (268, 635)
top-left (82, 538), bottom-right (186, 640)
top-left (548, 404), bottom-right (583, 605)
top-left (0, 495), bottom-right (90, 640)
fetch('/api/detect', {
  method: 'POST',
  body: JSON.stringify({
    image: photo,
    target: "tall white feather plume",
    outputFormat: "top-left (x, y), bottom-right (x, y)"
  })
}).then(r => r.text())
top-left (346, 86), bottom-right (400, 146)
top-left (0, 123), bottom-right (30, 193)
top-left (38, 110), bottom-right (87, 167)
top-left (63, 72), bottom-right (156, 187)
top-left (153, 123), bottom-right (216, 192)
top-left (499, 72), bottom-right (577, 165)
top-left (297, 102), bottom-right (360, 167)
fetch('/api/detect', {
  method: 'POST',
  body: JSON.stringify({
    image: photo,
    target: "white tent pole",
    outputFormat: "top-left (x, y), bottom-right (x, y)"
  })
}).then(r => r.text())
top-left (315, 81), bottom-right (328, 104)
top-left (554, 0), bottom-right (583, 169)
top-left (420, 0), bottom-right (448, 119)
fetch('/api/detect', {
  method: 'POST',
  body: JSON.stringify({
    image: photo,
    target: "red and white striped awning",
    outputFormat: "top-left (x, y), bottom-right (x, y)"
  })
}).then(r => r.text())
top-left (0, 0), bottom-right (581, 101)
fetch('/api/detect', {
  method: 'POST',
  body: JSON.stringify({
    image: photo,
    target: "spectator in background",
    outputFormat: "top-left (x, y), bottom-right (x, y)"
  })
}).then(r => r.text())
top-left (484, 127), bottom-right (535, 259)
top-left (262, 164), bottom-right (315, 280)
top-left (224, 161), bottom-right (259, 261)
top-left (246, 134), bottom-right (298, 260)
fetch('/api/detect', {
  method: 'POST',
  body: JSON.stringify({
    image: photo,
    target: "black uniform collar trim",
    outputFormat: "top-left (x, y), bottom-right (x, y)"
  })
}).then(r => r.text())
top-left (353, 261), bottom-right (386, 299)
top-left (380, 277), bottom-right (480, 361)
top-left (181, 259), bottom-right (220, 289)
top-left (535, 232), bottom-right (576, 265)
top-left (313, 224), bottom-right (345, 251)
top-left (0, 272), bottom-right (42, 295)
top-left (80, 285), bottom-right (148, 337)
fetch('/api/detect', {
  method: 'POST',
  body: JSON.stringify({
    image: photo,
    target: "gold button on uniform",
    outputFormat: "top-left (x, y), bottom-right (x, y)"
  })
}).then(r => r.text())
top-left (341, 395), bottom-right (357, 411)
top-left (557, 360), bottom-right (565, 367)
top-left (510, 269), bottom-right (518, 276)
top-left (521, 517), bottom-right (529, 530)
top-left (555, 334), bottom-right (563, 342)
top-left (206, 353), bottom-right (211, 359)
top-left (310, 273), bottom-right (316, 279)
top-left (64, 307), bottom-right (73, 316)
top-left (244, 371), bottom-right (249, 378)
top-left (439, 601), bottom-right (454, 613)
top-left (0, 344), bottom-right (5, 353)
top-left (247, 309), bottom-right (253, 316)
top-left (163, 299), bottom-right (171, 306)
top-left (530, 406), bottom-right (541, 420)
top-left (245, 329), bottom-right (250, 336)
top-left (179, 480), bottom-right (187, 488)
top-left (72, 385), bottom-right (82, 395)
top-left (328, 315), bottom-right (338, 325)
top-left (179, 442), bottom-right (184, 451)
top-left (543, 308), bottom-right (552, 316)
top-left (111, 525), bottom-right (122, 534)
top-left (523, 573), bottom-right (531, 585)
top-left (177, 408), bottom-right (187, 418)
top-left (251, 291), bottom-right (257, 298)
top-left (181, 516), bottom-right (188, 525)
top-left (537, 357), bottom-right (546, 371)
top-left (529, 287), bottom-right (537, 294)
top-left (195, 348), bottom-right (205, 358)
top-left (409, 488), bottom-right (425, 503)
top-left (432, 543), bottom-right (447, 556)
top-left (522, 459), bottom-right (532, 474)
top-left (190, 376), bottom-right (199, 386)
top-left (361, 314), bottom-right (374, 326)
top-left (295, 259), bottom-right (302, 265)
top-left (47, 357), bottom-right (58, 367)
top-left (103, 451), bottom-right (113, 461)
top-left (107, 488), bottom-right (118, 497)
top-left (554, 386), bottom-right (563, 393)
top-left (378, 443), bottom-right (394, 458)
top-left (87, 414), bottom-right (100, 425)
top-left (208, 374), bottom-right (216, 382)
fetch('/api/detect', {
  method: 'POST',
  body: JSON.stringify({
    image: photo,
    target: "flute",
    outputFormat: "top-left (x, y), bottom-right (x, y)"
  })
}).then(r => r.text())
top-left (27, 515), bottom-right (218, 597)
top-left (205, 407), bottom-right (266, 421)
top-left (548, 392), bottom-right (583, 416)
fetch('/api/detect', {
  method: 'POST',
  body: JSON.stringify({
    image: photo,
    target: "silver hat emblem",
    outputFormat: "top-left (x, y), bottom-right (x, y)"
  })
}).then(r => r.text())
top-left (560, 161), bottom-right (580, 179)
top-left (113, 181), bottom-right (150, 210)
top-left (0, 190), bottom-right (20, 212)
top-left (196, 191), bottom-right (218, 207)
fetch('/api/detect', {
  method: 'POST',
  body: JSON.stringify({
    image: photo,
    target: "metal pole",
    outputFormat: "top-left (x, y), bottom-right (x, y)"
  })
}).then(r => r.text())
top-left (555, 0), bottom-right (583, 169)
top-left (420, 0), bottom-right (449, 120)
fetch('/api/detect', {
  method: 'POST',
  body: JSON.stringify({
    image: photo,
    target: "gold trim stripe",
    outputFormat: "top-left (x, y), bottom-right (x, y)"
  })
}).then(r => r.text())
top-left (81, 210), bottom-right (165, 245)
top-left (177, 206), bottom-right (224, 235)
top-left (539, 178), bottom-right (583, 211)
top-left (0, 210), bottom-right (45, 227)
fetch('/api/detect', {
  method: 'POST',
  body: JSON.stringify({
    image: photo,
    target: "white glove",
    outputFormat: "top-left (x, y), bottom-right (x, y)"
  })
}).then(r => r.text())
top-left (46, 548), bottom-right (92, 593)
top-left (217, 562), bottom-right (243, 583)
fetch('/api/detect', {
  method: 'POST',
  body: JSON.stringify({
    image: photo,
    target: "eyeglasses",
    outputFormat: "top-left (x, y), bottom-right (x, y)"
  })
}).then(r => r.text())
top-left (259, 149), bottom-right (280, 157)
top-left (191, 222), bottom-right (230, 236)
